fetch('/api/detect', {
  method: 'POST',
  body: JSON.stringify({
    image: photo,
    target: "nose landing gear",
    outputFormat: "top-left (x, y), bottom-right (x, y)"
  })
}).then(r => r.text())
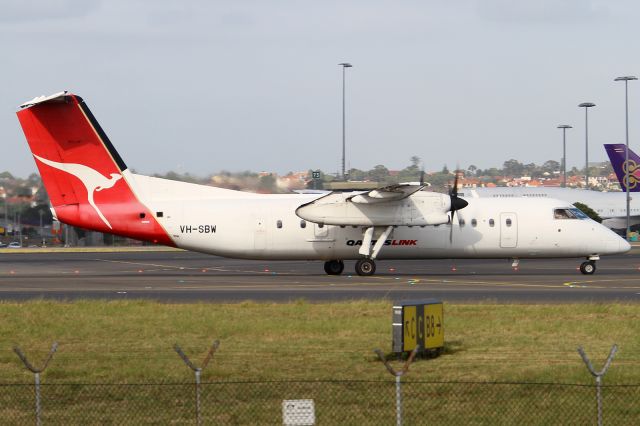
top-left (579, 260), bottom-right (596, 275)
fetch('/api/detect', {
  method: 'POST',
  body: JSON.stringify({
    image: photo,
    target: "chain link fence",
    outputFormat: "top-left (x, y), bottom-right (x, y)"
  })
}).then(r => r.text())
top-left (0, 380), bottom-right (639, 424)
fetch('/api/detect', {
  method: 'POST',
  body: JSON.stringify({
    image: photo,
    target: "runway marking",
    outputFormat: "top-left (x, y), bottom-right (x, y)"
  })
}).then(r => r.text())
top-left (95, 258), bottom-right (222, 271)
top-left (94, 259), bottom-right (295, 275)
top-left (563, 278), bottom-right (640, 289)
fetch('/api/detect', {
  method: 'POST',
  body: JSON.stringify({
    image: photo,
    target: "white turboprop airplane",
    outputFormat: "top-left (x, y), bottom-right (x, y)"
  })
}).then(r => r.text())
top-left (16, 92), bottom-right (630, 276)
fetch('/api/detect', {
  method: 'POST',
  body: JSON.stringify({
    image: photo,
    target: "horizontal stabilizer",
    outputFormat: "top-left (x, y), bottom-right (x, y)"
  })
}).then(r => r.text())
top-left (20, 91), bottom-right (69, 109)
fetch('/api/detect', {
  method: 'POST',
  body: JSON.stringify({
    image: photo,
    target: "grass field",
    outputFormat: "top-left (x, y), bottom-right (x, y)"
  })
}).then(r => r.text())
top-left (0, 300), bottom-right (638, 385)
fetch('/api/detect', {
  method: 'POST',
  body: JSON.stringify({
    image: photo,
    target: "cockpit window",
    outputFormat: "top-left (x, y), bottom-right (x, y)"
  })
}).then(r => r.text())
top-left (570, 208), bottom-right (589, 219)
top-left (554, 208), bottom-right (588, 220)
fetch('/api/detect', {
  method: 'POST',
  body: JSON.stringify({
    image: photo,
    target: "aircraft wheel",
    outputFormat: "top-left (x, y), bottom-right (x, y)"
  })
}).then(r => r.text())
top-left (580, 261), bottom-right (596, 275)
top-left (355, 259), bottom-right (376, 276)
top-left (324, 260), bottom-right (344, 275)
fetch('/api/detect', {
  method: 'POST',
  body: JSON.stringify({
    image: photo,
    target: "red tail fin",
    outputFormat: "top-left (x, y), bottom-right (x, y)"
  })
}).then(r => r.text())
top-left (17, 92), bottom-right (174, 246)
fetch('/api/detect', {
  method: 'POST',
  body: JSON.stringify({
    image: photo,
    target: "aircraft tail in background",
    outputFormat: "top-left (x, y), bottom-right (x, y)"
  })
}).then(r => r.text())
top-left (604, 144), bottom-right (640, 192)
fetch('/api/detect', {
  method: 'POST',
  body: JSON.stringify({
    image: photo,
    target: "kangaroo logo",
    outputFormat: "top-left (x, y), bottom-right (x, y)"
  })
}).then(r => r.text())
top-left (622, 160), bottom-right (640, 190)
top-left (33, 154), bottom-right (122, 229)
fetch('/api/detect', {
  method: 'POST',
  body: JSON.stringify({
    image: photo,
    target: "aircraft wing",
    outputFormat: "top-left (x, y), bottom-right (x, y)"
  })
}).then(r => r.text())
top-left (296, 187), bottom-right (456, 226)
top-left (348, 184), bottom-right (425, 204)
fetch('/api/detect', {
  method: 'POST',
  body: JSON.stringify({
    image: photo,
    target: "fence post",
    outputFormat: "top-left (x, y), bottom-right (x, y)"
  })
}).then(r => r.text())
top-left (577, 344), bottom-right (617, 426)
top-left (13, 342), bottom-right (58, 426)
top-left (174, 340), bottom-right (220, 425)
top-left (374, 346), bottom-right (419, 426)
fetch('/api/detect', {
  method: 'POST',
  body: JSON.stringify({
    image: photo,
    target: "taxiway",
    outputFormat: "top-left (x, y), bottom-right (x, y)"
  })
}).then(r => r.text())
top-left (1, 249), bottom-right (639, 302)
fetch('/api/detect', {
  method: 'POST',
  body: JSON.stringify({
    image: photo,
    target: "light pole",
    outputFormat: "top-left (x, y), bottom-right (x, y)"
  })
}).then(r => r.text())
top-left (615, 76), bottom-right (638, 239)
top-left (338, 62), bottom-right (352, 180)
top-left (557, 125), bottom-right (572, 187)
top-left (578, 102), bottom-right (596, 189)
top-left (2, 193), bottom-right (6, 240)
top-left (39, 209), bottom-right (45, 247)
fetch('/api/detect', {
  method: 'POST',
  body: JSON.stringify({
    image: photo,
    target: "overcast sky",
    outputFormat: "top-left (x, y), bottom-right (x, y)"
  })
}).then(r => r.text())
top-left (2, 0), bottom-right (640, 178)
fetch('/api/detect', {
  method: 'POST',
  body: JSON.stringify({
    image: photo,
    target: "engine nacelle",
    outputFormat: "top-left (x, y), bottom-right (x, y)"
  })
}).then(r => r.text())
top-left (296, 191), bottom-right (452, 226)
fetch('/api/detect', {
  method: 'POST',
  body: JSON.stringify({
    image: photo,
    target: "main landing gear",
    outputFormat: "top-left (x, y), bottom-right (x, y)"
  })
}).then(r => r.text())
top-left (325, 225), bottom-right (393, 276)
top-left (355, 258), bottom-right (376, 276)
top-left (322, 259), bottom-right (377, 276)
top-left (324, 260), bottom-right (344, 275)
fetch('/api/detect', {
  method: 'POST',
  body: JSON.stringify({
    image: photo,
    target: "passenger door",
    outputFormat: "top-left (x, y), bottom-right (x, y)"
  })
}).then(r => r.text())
top-left (500, 212), bottom-right (518, 248)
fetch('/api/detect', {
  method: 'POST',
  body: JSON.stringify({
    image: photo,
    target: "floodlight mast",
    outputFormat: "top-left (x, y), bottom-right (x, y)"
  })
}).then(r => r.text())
top-left (614, 76), bottom-right (637, 240)
top-left (339, 62), bottom-right (352, 180)
top-left (557, 125), bottom-right (572, 188)
top-left (578, 102), bottom-right (596, 189)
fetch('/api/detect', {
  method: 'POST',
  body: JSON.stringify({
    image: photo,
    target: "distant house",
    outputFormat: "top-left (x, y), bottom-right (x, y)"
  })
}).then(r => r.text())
top-left (542, 178), bottom-right (561, 187)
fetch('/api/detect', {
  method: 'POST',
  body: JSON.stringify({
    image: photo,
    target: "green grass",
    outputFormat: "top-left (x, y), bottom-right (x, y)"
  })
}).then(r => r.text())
top-left (0, 300), bottom-right (638, 384)
top-left (1, 300), bottom-right (639, 424)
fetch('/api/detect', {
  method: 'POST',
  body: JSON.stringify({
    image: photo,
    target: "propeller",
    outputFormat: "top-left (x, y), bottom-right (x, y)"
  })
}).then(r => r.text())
top-left (449, 169), bottom-right (469, 243)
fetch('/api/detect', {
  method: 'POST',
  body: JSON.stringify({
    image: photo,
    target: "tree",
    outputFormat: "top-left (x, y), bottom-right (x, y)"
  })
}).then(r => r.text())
top-left (442, 164), bottom-right (450, 174)
top-left (368, 165), bottom-right (389, 182)
top-left (27, 173), bottom-right (41, 186)
top-left (467, 165), bottom-right (477, 176)
top-left (542, 160), bottom-right (560, 174)
top-left (503, 159), bottom-right (524, 177)
top-left (523, 163), bottom-right (537, 177)
top-left (348, 168), bottom-right (365, 181)
top-left (258, 174), bottom-right (276, 192)
top-left (573, 202), bottom-right (602, 223)
top-left (21, 204), bottom-right (53, 226)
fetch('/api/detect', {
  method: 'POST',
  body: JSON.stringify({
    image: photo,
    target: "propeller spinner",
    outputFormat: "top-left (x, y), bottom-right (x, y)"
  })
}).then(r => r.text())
top-left (449, 171), bottom-right (468, 243)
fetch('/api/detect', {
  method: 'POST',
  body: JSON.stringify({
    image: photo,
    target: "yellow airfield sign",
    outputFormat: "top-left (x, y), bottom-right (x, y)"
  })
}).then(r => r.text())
top-left (392, 300), bottom-right (444, 353)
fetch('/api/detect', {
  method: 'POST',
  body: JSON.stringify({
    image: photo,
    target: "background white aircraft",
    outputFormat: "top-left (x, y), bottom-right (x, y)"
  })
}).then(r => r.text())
top-left (16, 92), bottom-right (630, 276)
top-left (459, 144), bottom-right (640, 231)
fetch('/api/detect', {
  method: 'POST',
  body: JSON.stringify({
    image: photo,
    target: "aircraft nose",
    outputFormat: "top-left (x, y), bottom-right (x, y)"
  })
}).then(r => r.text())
top-left (619, 238), bottom-right (632, 253)
top-left (603, 233), bottom-right (631, 254)
top-left (596, 226), bottom-right (631, 255)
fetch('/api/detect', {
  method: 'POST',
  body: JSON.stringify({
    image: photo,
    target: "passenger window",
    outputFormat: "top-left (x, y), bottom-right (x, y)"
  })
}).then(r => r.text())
top-left (277, 220), bottom-right (283, 229)
top-left (506, 218), bottom-right (512, 227)
top-left (459, 218), bottom-right (465, 227)
top-left (489, 219), bottom-right (495, 227)
top-left (471, 219), bottom-right (477, 227)
top-left (300, 220), bottom-right (306, 228)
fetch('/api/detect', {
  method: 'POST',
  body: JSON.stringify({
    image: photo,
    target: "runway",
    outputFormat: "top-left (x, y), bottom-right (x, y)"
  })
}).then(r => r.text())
top-left (1, 249), bottom-right (640, 302)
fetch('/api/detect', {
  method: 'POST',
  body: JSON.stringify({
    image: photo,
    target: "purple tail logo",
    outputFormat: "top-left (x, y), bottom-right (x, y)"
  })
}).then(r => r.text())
top-left (604, 144), bottom-right (640, 192)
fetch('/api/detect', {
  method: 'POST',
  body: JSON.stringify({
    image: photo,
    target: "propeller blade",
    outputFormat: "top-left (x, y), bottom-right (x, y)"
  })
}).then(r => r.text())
top-left (449, 211), bottom-right (454, 243)
top-left (448, 168), bottom-right (468, 244)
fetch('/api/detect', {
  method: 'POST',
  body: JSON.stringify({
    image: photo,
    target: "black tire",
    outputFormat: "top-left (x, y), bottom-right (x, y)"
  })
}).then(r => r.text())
top-left (355, 259), bottom-right (376, 276)
top-left (324, 260), bottom-right (344, 275)
top-left (580, 261), bottom-right (596, 275)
